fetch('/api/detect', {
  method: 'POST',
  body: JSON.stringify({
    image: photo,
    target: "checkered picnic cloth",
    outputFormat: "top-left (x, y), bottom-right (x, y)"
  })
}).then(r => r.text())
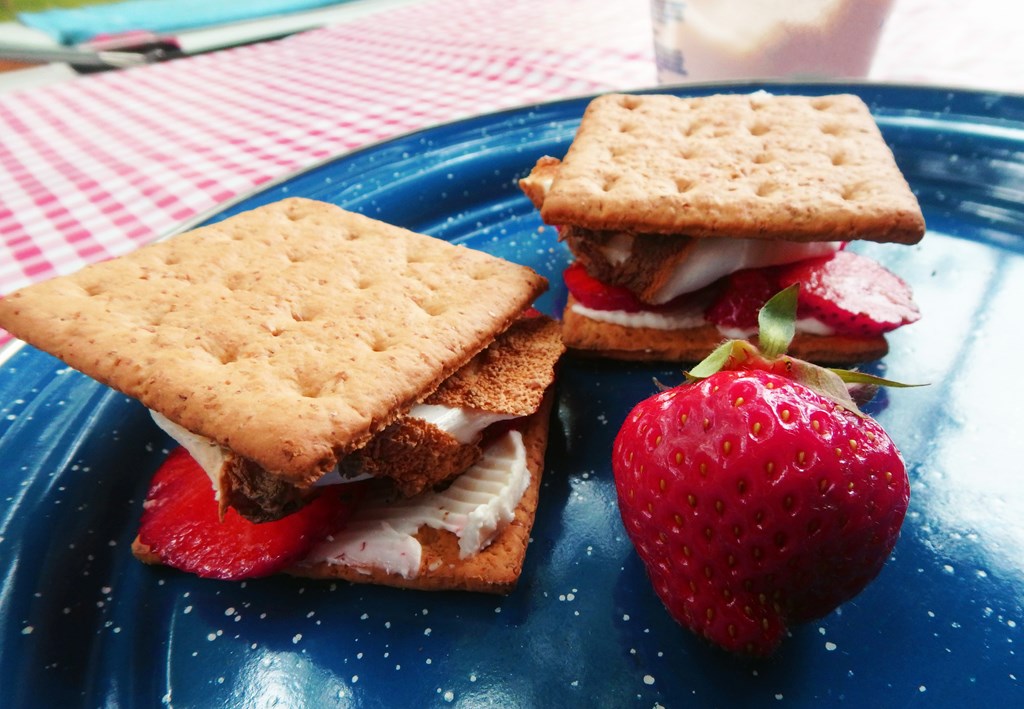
top-left (0, 0), bottom-right (1019, 345)
top-left (0, 0), bottom-right (654, 343)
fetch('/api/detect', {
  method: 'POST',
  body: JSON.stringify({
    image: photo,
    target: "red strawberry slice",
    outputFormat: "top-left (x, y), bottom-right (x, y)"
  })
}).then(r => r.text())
top-left (778, 251), bottom-right (920, 337)
top-left (563, 262), bottom-right (648, 312)
top-left (612, 369), bottom-right (909, 655)
top-left (138, 447), bottom-right (362, 580)
top-left (705, 268), bottom-right (779, 331)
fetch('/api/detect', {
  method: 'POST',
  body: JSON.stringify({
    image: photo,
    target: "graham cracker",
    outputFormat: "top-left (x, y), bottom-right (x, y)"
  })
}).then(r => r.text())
top-left (343, 314), bottom-right (564, 497)
top-left (562, 295), bottom-right (889, 364)
top-left (538, 93), bottom-right (925, 244)
top-left (0, 198), bottom-right (547, 486)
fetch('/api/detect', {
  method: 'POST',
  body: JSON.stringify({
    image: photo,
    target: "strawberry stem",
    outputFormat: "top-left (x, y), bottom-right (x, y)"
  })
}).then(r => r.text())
top-left (684, 284), bottom-right (925, 415)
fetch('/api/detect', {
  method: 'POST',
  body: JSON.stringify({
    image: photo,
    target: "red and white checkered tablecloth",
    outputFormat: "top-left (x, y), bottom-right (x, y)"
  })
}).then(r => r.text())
top-left (1, 0), bottom-right (1020, 345)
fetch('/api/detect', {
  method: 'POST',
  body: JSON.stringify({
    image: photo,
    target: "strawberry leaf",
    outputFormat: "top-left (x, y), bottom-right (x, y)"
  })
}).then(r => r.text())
top-left (831, 368), bottom-right (926, 388)
top-left (684, 284), bottom-right (925, 413)
top-left (757, 284), bottom-right (798, 358)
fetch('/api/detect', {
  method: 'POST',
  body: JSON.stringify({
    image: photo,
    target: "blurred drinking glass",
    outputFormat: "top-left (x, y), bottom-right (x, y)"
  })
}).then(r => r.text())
top-left (651, 0), bottom-right (895, 84)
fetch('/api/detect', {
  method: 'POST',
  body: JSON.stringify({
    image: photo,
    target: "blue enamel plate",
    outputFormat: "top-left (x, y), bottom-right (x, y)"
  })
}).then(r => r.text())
top-left (2, 83), bottom-right (1022, 708)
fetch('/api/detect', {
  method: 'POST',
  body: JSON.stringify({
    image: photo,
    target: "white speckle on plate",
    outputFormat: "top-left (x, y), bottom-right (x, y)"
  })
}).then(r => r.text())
top-left (292, 634), bottom-right (302, 644)
top-left (825, 641), bottom-right (837, 651)
top-left (21, 626), bottom-right (33, 635)
top-left (643, 675), bottom-right (655, 686)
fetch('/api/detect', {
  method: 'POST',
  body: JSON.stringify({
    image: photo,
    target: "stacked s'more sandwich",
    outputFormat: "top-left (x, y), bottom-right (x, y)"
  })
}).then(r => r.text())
top-left (0, 198), bottom-right (564, 593)
top-left (520, 92), bottom-right (926, 364)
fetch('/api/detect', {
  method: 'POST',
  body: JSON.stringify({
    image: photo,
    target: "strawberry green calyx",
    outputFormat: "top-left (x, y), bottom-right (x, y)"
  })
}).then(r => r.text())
top-left (686, 285), bottom-right (920, 415)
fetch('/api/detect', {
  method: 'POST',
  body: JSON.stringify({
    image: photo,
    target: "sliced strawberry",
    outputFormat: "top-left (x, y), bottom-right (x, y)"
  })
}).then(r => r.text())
top-left (705, 268), bottom-right (779, 331)
top-left (138, 448), bottom-right (362, 580)
top-left (563, 262), bottom-right (648, 312)
top-left (779, 251), bottom-right (920, 337)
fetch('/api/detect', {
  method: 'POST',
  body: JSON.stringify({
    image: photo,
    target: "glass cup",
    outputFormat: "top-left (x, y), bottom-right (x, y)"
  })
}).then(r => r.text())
top-left (651, 0), bottom-right (895, 84)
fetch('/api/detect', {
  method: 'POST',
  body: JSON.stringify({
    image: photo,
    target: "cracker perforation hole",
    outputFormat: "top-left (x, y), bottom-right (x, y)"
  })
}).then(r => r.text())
top-left (830, 151), bottom-right (848, 166)
top-left (218, 347), bottom-right (239, 365)
top-left (418, 297), bottom-right (449, 317)
top-left (224, 273), bottom-right (246, 291)
top-left (756, 182), bottom-right (779, 198)
top-left (291, 304), bottom-right (320, 323)
top-left (749, 123), bottom-right (770, 137)
top-left (295, 372), bottom-right (325, 399)
top-left (602, 174), bottom-right (621, 192)
top-left (82, 283), bottom-right (105, 297)
top-left (618, 121), bottom-right (638, 134)
top-left (821, 123), bottom-right (843, 136)
top-left (675, 178), bottom-right (695, 194)
top-left (370, 332), bottom-right (398, 353)
top-left (200, 337), bottom-right (240, 365)
top-left (753, 152), bottom-right (771, 165)
top-left (619, 95), bottom-right (642, 110)
top-left (840, 182), bottom-right (868, 201)
top-left (810, 97), bottom-right (834, 111)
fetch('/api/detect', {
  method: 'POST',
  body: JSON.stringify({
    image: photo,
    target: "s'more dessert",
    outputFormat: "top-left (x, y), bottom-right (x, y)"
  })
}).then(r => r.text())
top-left (0, 198), bottom-right (564, 593)
top-left (520, 92), bottom-right (926, 364)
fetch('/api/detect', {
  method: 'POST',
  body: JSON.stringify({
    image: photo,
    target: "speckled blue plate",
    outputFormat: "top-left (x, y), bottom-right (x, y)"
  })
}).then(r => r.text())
top-left (2, 83), bottom-right (1023, 708)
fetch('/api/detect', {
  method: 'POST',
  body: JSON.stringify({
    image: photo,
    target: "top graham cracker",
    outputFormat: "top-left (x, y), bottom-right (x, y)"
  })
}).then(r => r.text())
top-left (0, 198), bottom-right (547, 485)
top-left (539, 93), bottom-right (925, 243)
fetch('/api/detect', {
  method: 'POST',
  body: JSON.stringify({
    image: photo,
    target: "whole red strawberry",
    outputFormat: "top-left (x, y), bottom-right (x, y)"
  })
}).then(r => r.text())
top-left (612, 286), bottom-right (912, 655)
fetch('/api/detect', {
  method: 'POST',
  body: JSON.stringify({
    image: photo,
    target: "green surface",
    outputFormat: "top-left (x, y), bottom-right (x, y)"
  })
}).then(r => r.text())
top-left (1, 1), bottom-right (121, 23)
